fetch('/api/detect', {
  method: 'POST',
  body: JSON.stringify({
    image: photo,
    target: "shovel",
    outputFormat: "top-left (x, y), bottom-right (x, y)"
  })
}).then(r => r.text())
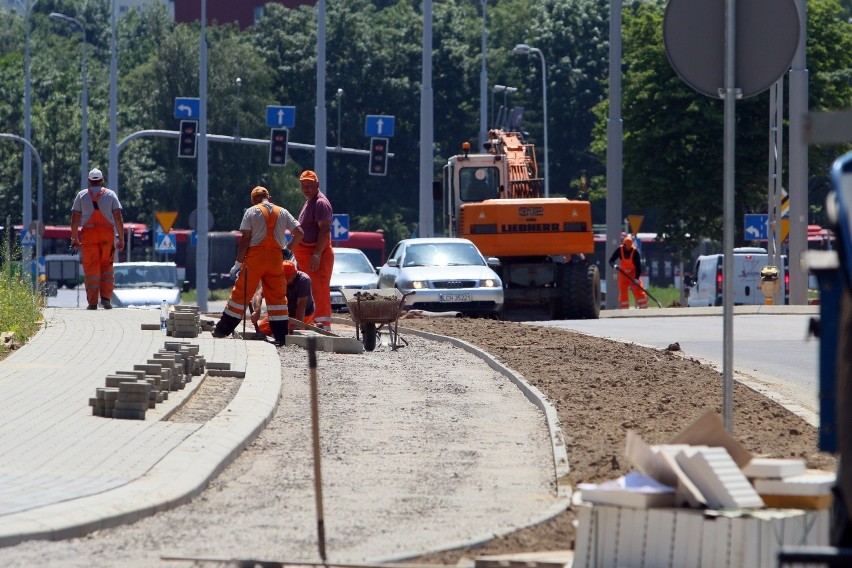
top-left (613, 264), bottom-right (663, 308)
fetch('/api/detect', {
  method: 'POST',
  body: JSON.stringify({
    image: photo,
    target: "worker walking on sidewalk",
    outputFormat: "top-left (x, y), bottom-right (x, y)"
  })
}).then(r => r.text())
top-left (70, 168), bottom-right (124, 310)
top-left (293, 170), bottom-right (334, 330)
top-left (609, 235), bottom-right (648, 309)
top-left (213, 186), bottom-right (304, 345)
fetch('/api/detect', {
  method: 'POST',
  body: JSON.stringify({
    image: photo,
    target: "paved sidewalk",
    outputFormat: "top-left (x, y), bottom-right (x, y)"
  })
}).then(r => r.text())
top-left (0, 307), bottom-right (281, 547)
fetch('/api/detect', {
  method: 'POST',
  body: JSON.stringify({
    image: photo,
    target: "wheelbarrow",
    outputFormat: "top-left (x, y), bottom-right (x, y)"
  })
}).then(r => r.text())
top-left (342, 288), bottom-right (414, 351)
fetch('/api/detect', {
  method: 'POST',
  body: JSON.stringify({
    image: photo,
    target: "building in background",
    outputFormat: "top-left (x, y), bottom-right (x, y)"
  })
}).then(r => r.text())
top-left (174, 0), bottom-right (314, 28)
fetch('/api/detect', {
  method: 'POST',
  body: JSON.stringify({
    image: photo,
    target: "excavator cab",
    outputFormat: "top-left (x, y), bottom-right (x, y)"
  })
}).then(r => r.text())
top-left (460, 167), bottom-right (500, 202)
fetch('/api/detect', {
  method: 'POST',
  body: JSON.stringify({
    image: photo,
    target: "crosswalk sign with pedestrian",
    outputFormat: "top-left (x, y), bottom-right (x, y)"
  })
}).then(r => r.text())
top-left (155, 233), bottom-right (176, 253)
top-left (19, 230), bottom-right (35, 246)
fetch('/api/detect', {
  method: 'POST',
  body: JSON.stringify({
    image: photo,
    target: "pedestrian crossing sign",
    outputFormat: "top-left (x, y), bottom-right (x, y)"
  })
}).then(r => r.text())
top-left (19, 230), bottom-right (35, 246)
top-left (155, 233), bottom-right (176, 253)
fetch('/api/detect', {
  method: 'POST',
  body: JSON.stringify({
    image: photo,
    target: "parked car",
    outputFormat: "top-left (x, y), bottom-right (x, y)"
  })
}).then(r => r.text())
top-left (685, 247), bottom-right (789, 307)
top-left (330, 247), bottom-right (379, 312)
top-left (110, 261), bottom-right (189, 308)
top-left (377, 238), bottom-right (503, 317)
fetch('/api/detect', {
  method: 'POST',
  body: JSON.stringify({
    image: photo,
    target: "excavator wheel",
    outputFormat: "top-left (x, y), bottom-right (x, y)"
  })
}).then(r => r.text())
top-left (560, 262), bottom-right (601, 319)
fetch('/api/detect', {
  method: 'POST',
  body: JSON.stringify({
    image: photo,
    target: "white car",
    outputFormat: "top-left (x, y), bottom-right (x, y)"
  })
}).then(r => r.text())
top-left (330, 247), bottom-right (379, 312)
top-left (377, 238), bottom-right (503, 317)
top-left (110, 262), bottom-right (188, 308)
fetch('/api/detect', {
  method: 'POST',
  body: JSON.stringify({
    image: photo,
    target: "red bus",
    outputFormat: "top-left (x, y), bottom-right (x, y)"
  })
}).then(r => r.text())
top-left (332, 231), bottom-right (386, 267)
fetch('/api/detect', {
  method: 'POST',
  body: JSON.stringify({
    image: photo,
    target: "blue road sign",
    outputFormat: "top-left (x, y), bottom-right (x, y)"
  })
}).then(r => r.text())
top-left (19, 230), bottom-right (35, 246)
top-left (174, 97), bottom-right (200, 119)
top-left (744, 214), bottom-right (768, 241)
top-left (155, 233), bottom-right (177, 253)
top-left (331, 214), bottom-right (350, 241)
top-left (266, 105), bottom-right (296, 128)
top-left (191, 231), bottom-right (198, 248)
top-left (365, 115), bottom-right (395, 137)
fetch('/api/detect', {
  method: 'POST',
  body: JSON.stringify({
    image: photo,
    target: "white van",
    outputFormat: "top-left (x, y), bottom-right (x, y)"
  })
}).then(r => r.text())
top-left (685, 247), bottom-right (788, 307)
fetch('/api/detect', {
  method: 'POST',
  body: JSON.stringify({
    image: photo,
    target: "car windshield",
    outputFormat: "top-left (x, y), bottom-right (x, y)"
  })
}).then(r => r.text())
top-left (402, 243), bottom-right (485, 268)
top-left (333, 252), bottom-right (374, 274)
top-left (114, 265), bottom-right (178, 288)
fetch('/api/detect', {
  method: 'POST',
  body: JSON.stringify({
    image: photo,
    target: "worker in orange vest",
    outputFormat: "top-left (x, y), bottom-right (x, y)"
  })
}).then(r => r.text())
top-left (609, 235), bottom-right (648, 309)
top-left (212, 186), bottom-right (304, 345)
top-left (70, 168), bottom-right (124, 310)
top-left (293, 170), bottom-right (335, 330)
top-left (252, 260), bottom-right (316, 336)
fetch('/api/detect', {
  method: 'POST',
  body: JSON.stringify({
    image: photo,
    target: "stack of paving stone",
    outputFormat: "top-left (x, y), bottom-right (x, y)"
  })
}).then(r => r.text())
top-left (167, 305), bottom-right (202, 338)
top-left (88, 340), bottom-right (208, 420)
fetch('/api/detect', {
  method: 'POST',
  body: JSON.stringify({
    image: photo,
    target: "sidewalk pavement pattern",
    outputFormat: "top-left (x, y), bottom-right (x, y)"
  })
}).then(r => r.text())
top-left (0, 307), bottom-right (281, 547)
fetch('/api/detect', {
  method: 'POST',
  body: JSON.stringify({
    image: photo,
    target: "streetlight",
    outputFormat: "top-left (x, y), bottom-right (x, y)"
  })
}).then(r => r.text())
top-left (15, 0), bottom-right (39, 266)
top-left (50, 12), bottom-right (88, 191)
top-left (513, 43), bottom-right (549, 197)
top-left (335, 88), bottom-right (343, 149)
top-left (491, 84), bottom-right (517, 128)
top-left (235, 77), bottom-right (242, 138)
top-left (479, 0), bottom-right (487, 151)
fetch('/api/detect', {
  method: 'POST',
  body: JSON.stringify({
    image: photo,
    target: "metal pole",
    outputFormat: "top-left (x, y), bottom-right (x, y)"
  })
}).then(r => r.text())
top-left (605, 0), bottom-right (623, 310)
top-left (419, 0), bottom-right (435, 237)
top-left (0, 133), bottom-right (43, 283)
top-left (235, 77), bottom-right (242, 138)
top-left (197, 0), bottom-right (209, 312)
top-left (314, 0), bottom-right (328, 191)
top-left (721, 0), bottom-right (737, 433)
top-left (788, 0), bottom-right (808, 304)
top-left (534, 48), bottom-right (549, 197)
top-left (336, 88), bottom-right (343, 149)
top-left (109, 0), bottom-right (118, 194)
top-left (22, 0), bottom-right (38, 268)
top-left (479, 0), bottom-right (487, 151)
top-left (307, 337), bottom-right (327, 562)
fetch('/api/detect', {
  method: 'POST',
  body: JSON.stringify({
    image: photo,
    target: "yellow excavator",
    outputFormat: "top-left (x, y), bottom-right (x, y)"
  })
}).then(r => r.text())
top-left (437, 129), bottom-right (600, 319)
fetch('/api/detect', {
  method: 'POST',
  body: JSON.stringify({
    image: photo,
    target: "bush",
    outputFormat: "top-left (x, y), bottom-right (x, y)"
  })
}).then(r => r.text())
top-left (0, 263), bottom-right (43, 347)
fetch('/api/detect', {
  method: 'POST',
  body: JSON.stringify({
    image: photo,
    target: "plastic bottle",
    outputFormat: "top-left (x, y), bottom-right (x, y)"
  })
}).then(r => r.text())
top-left (160, 300), bottom-right (169, 335)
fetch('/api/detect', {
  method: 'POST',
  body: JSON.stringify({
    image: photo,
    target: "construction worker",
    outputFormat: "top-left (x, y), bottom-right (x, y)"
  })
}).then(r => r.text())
top-left (212, 186), bottom-right (304, 344)
top-left (609, 235), bottom-right (648, 309)
top-left (251, 260), bottom-right (315, 336)
top-left (293, 170), bottom-right (334, 330)
top-left (70, 168), bottom-right (124, 310)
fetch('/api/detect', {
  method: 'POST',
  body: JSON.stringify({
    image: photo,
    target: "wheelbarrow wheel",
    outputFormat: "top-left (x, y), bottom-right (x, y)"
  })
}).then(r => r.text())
top-left (361, 323), bottom-right (378, 351)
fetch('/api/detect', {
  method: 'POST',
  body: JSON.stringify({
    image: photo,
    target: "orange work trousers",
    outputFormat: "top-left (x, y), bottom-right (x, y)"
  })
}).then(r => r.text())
top-left (294, 243), bottom-right (334, 329)
top-left (224, 245), bottom-right (289, 325)
top-left (80, 224), bottom-right (116, 307)
top-left (617, 269), bottom-right (648, 309)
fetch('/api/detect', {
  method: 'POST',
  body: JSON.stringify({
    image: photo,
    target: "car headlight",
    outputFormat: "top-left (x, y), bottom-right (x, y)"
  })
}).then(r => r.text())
top-left (480, 279), bottom-right (500, 288)
top-left (410, 280), bottom-right (428, 289)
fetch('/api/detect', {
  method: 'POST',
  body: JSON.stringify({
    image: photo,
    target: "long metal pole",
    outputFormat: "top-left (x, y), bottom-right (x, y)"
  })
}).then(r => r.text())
top-left (722, 0), bottom-right (737, 433)
top-left (605, 0), bottom-right (623, 310)
top-left (788, 0), bottom-right (808, 304)
top-left (23, 0), bottom-right (37, 267)
top-left (81, 26), bottom-right (88, 191)
top-left (307, 337), bottom-right (327, 562)
top-left (314, 0), bottom-right (328, 192)
top-left (418, 0), bottom-right (434, 237)
top-left (109, 0), bottom-right (118, 194)
top-left (479, 0), bottom-right (487, 150)
top-left (535, 48), bottom-right (549, 197)
top-left (197, 0), bottom-right (209, 312)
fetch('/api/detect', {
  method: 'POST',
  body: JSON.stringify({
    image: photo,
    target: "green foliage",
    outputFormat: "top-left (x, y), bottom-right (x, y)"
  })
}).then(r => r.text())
top-left (0, 255), bottom-right (43, 346)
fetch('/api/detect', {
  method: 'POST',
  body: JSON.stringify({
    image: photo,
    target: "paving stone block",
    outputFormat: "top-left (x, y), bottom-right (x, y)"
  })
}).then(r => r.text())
top-left (112, 409), bottom-right (146, 420)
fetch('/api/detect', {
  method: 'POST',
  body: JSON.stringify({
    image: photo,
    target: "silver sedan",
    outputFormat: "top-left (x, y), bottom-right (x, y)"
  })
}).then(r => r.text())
top-left (377, 238), bottom-right (503, 316)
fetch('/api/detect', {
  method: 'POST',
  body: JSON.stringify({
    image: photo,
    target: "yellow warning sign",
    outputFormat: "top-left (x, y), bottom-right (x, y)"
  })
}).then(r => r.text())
top-left (627, 215), bottom-right (644, 235)
top-left (780, 218), bottom-right (790, 243)
top-left (155, 211), bottom-right (178, 233)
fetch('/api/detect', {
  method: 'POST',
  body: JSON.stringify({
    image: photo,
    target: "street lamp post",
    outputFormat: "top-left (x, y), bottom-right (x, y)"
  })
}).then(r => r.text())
top-left (491, 85), bottom-right (517, 128)
top-left (513, 43), bottom-right (549, 197)
top-left (336, 88), bottom-right (343, 149)
top-left (479, 0), bottom-right (487, 151)
top-left (16, 0), bottom-right (39, 265)
top-left (235, 77), bottom-right (242, 138)
top-left (51, 12), bottom-right (88, 191)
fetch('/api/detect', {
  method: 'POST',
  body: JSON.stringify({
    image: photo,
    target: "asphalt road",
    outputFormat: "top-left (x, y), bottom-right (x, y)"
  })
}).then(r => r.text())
top-left (536, 311), bottom-right (821, 425)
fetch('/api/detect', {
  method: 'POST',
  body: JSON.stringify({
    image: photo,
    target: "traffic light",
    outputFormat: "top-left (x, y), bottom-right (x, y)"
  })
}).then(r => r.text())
top-left (369, 137), bottom-right (389, 176)
top-left (178, 120), bottom-right (198, 159)
top-left (269, 128), bottom-right (289, 166)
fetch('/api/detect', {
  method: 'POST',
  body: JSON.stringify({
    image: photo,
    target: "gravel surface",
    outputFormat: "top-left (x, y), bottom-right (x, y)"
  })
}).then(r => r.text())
top-left (1, 326), bottom-right (559, 567)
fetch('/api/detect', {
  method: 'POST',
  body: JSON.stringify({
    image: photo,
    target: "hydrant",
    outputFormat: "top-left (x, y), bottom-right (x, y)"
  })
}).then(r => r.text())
top-left (759, 265), bottom-right (780, 305)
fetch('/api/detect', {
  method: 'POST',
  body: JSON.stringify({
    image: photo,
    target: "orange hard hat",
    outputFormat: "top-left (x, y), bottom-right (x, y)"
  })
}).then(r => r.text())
top-left (623, 235), bottom-right (633, 246)
top-left (299, 170), bottom-right (319, 183)
top-left (251, 186), bottom-right (270, 199)
top-left (282, 260), bottom-right (297, 277)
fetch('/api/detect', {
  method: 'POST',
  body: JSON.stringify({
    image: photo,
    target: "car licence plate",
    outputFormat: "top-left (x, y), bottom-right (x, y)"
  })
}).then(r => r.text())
top-left (439, 293), bottom-right (471, 302)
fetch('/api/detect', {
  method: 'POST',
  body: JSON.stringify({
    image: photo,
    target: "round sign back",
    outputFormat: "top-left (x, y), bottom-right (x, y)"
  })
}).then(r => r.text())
top-left (663, 0), bottom-right (800, 98)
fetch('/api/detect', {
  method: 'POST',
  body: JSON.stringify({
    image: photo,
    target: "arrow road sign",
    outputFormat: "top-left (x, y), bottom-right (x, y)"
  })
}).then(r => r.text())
top-left (331, 214), bottom-right (350, 241)
top-left (365, 115), bottom-right (395, 137)
top-left (266, 105), bottom-right (296, 128)
top-left (744, 213), bottom-right (768, 241)
top-left (174, 97), bottom-right (200, 119)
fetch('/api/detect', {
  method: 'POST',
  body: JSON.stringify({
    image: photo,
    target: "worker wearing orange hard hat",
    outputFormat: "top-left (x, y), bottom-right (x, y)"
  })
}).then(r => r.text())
top-left (293, 170), bottom-right (335, 330)
top-left (608, 235), bottom-right (648, 309)
top-left (252, 260), bottom-right (315, 336)
top-left (212, 186), bottom-right (304, 344)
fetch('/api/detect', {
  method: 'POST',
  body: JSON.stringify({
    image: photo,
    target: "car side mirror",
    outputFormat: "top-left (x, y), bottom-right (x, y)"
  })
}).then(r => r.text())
top-left (487, 257), bottom-right (501, 269)
top-left (387, 258), bottom-right (399, 268)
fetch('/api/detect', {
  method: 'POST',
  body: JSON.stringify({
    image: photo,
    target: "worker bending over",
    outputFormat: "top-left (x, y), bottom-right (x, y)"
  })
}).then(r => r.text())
top-left (252, 260), bottom-right (315, 336)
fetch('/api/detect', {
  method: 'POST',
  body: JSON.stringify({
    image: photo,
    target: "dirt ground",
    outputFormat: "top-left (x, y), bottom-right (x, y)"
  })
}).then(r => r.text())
top-left (397, 317), bottom-right (836, 563)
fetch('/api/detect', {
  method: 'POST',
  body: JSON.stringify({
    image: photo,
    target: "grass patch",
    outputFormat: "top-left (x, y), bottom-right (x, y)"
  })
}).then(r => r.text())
top-left (0, 262), bottom-right (44, 356)
top-left (182, 287), bottom-right (232, 303)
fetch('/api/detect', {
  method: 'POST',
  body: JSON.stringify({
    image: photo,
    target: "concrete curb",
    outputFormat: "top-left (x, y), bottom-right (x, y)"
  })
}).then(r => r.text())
top-left (0, 340), bottom-right (281, 548)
